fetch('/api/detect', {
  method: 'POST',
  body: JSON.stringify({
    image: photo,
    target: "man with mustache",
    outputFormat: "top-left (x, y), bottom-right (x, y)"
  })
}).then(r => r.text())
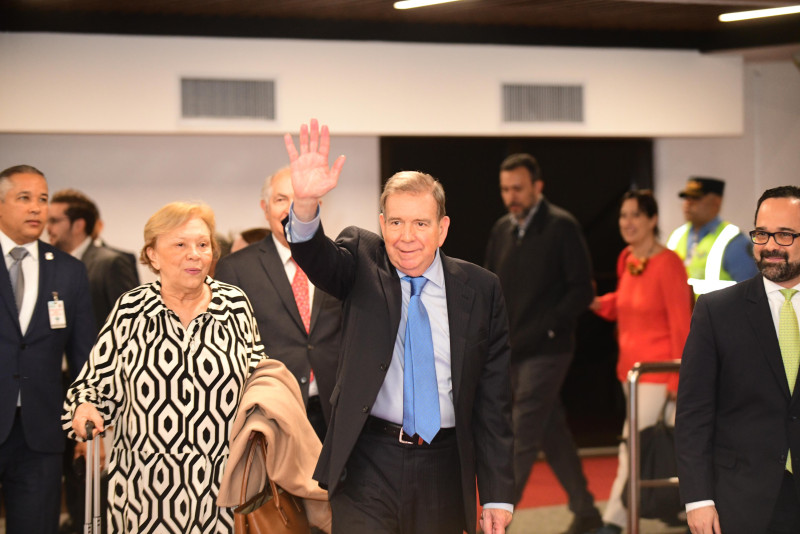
top-left (676, 185), bottom-right (800, 534)
top-left (484, 153), bottom-right (601, 534)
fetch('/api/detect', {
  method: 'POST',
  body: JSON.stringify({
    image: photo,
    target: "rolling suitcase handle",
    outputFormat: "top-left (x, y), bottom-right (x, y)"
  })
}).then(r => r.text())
top-left (84, 421), bottom-right (102, 534)
top-left (626, 360), bottom-right (682, 534)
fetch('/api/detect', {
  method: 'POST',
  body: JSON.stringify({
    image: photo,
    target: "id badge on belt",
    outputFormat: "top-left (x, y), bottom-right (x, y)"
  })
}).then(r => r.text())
top-left (48, 292), bottom-right (67, 329)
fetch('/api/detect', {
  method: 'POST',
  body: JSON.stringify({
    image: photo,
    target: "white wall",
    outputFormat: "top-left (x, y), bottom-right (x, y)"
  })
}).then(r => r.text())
top-left (655, 60), bottom-right (800, 238)
top-left (0, 33), bottom-right (743, 137)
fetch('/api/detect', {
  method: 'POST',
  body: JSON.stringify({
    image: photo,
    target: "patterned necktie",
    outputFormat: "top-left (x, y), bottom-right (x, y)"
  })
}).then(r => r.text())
top-left (402, 276), bottom-right (440, 443)
top-left (290, 259), bottom-right (311, 333)
top-left (779, 288), bottom-right (799, 473)
top-left (8, 247), bottom-right (28, 313)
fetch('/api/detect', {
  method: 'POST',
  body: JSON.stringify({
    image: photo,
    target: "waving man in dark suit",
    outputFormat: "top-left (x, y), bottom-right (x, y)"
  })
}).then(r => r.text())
top-left (282, 120), bottom-right (515, 534)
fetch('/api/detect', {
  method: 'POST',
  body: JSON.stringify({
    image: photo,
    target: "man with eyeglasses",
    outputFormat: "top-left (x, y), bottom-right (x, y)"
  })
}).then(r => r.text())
top-left (676, 185), bottom-right (800, 534)
top-left (667, 177), bottom-right (758, 297)
top-left (47, 189), bottom-right (140, 332)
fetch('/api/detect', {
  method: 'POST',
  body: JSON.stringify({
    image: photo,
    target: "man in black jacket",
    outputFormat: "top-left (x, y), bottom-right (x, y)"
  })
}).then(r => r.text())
top-left (485, 153), bottom-right (601, 534)
top-left (284, 119), bottom-right (515, 534)
top-left (676, 186), bottom-right (800, 534)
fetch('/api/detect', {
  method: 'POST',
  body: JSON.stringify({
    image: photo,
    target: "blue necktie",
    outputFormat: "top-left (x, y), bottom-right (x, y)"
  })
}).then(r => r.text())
top-left (402, 276), bottom-right (441, 443)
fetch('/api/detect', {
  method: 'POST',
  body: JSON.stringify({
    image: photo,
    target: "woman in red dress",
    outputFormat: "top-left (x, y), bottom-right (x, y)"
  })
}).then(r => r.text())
top-left (588, 190), bottom-right (693, 534)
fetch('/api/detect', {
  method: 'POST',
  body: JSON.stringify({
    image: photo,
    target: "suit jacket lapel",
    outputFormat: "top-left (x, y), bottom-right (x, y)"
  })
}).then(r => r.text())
top-left (526, 197), bottom-right (551, 236)
top-left (27, 241), bottom-right (51, 341)
top-left (81, 243), bottom-right (99, 268)
top-left (377, 245), bottom-right (402, 342)
top-left (442, 252), bottom-right (474, 405)
top-left (310, 289), bottom-right (324, 332)
top-left (259, 238), bottom-right (307, 334)
top-left (744, 276), bottom-right (792, 400)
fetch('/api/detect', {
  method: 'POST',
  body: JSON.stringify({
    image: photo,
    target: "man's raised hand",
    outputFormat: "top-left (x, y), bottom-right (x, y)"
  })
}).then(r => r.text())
top-left (283, 119), bottom-right (346, 221)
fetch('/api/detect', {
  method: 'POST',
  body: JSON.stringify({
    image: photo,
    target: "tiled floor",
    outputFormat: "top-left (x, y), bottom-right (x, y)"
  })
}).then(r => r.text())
top-left (508, 503), bottom-right (687, 534)
top-left (0, 505), bottom-right (688, 534)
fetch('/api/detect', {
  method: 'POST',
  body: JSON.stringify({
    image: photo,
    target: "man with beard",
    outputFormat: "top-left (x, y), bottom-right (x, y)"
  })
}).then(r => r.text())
top-left (484, 153), bottom-right (601, 534)
top-left (676, 185), bottom-right (800, 534)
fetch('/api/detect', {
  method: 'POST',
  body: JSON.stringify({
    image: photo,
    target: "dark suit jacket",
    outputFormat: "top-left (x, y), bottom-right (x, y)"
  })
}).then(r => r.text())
top-left (675, 275), bottom-right (800, 534)
top-left (215, 236), bottom-right (342, 422)
top-left (290, 224), bottom-right (514, 534)
top-left (484, 198), bottom-right (594, 361)
top-left (81, 243), bottom-right (140, 331)
top-left (0, 240), bottom-right (96, 453)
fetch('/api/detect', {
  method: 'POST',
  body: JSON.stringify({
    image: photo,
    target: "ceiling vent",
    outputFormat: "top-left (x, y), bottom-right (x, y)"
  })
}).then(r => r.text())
top-left (502, 83), bottom-right (583, 123)
top-left (181, 78), bottom-right (275, 120)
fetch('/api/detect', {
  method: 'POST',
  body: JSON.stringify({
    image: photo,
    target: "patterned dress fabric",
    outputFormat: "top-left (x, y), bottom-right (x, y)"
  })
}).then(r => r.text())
top-left (63, 277), bottom-right (266, 533)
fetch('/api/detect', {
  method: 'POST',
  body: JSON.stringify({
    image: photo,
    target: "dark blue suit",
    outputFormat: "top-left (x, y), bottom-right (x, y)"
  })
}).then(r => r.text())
top-left (0, 240), bottom-right (96, 534)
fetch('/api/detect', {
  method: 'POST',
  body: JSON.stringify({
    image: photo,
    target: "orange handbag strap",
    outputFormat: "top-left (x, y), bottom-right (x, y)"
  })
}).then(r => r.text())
top-left (238, 433), bottom-right (282, 509)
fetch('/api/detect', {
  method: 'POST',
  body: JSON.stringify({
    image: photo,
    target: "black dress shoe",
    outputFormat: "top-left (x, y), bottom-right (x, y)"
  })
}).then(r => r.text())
top-left (561, 511), bottom-right (604, 534)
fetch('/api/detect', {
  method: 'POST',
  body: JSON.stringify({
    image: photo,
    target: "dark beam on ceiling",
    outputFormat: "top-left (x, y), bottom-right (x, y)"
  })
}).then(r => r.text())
top-left (1, 7), bottom-right (798, 51)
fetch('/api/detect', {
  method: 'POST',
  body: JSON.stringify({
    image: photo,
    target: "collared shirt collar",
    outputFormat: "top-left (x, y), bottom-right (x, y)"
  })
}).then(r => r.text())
top-left (145, 276), bottom-right (226, 320)
top-left (0, 229), bottom-right (39, 263)
top-left (395, 248), bottom-right (445, 289)
top-left (71, 236), bottom-right (92, 260)
top-left (515, 197), bottom-right (542, 237)
top-left (272, 232), bottom-right (292, 268)
top-left (763, 276), bottom-right (800, 296)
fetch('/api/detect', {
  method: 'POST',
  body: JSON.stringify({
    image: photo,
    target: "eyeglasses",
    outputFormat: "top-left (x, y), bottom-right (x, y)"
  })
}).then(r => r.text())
top-left (749, 230), bottom-right (800, 246)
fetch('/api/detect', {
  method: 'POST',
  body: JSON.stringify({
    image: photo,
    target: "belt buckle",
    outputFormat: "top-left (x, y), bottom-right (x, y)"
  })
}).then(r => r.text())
top-left (398, 426), bottom-right (415, 445)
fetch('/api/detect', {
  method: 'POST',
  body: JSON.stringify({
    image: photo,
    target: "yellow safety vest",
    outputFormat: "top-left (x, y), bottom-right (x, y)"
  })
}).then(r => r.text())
top-left (667, 221), bottom-right (740, 296)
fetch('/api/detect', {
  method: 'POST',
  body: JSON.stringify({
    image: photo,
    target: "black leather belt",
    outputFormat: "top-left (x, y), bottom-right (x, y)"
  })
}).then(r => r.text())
top-left (364, 416), bottom-right (455, 445)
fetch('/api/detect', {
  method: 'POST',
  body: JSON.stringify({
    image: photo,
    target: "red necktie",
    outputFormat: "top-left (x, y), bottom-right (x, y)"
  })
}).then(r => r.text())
top-left (291, 259), bottom-right (311, 334)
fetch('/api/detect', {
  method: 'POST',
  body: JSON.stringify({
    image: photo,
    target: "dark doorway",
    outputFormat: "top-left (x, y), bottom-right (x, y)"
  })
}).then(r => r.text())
top-left (380, 136), bottom-right (653, 447)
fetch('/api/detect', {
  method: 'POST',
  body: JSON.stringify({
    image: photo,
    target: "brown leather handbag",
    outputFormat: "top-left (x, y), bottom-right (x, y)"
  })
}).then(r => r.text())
top-left (233, 433), bottom-right (311, 534)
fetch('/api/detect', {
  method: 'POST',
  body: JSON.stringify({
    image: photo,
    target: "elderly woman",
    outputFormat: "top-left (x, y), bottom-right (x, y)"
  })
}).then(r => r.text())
top-left (588, 190), bottom-right (693, 534)
top-left (63, 202), bottom-right (277, 533)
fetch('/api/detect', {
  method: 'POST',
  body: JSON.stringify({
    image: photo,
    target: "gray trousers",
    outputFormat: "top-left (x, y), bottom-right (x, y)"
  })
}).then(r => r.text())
top-left (511, 352), bottom-right (597, 517)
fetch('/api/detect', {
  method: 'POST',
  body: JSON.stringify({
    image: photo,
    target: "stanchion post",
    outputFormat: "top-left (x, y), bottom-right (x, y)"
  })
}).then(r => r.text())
top-left (626, 360), bottom-right (682, 534)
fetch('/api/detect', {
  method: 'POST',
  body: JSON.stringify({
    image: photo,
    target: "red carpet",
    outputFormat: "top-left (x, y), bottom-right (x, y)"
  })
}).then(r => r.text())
top-left (518, 455), bottom-right (618, 509)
